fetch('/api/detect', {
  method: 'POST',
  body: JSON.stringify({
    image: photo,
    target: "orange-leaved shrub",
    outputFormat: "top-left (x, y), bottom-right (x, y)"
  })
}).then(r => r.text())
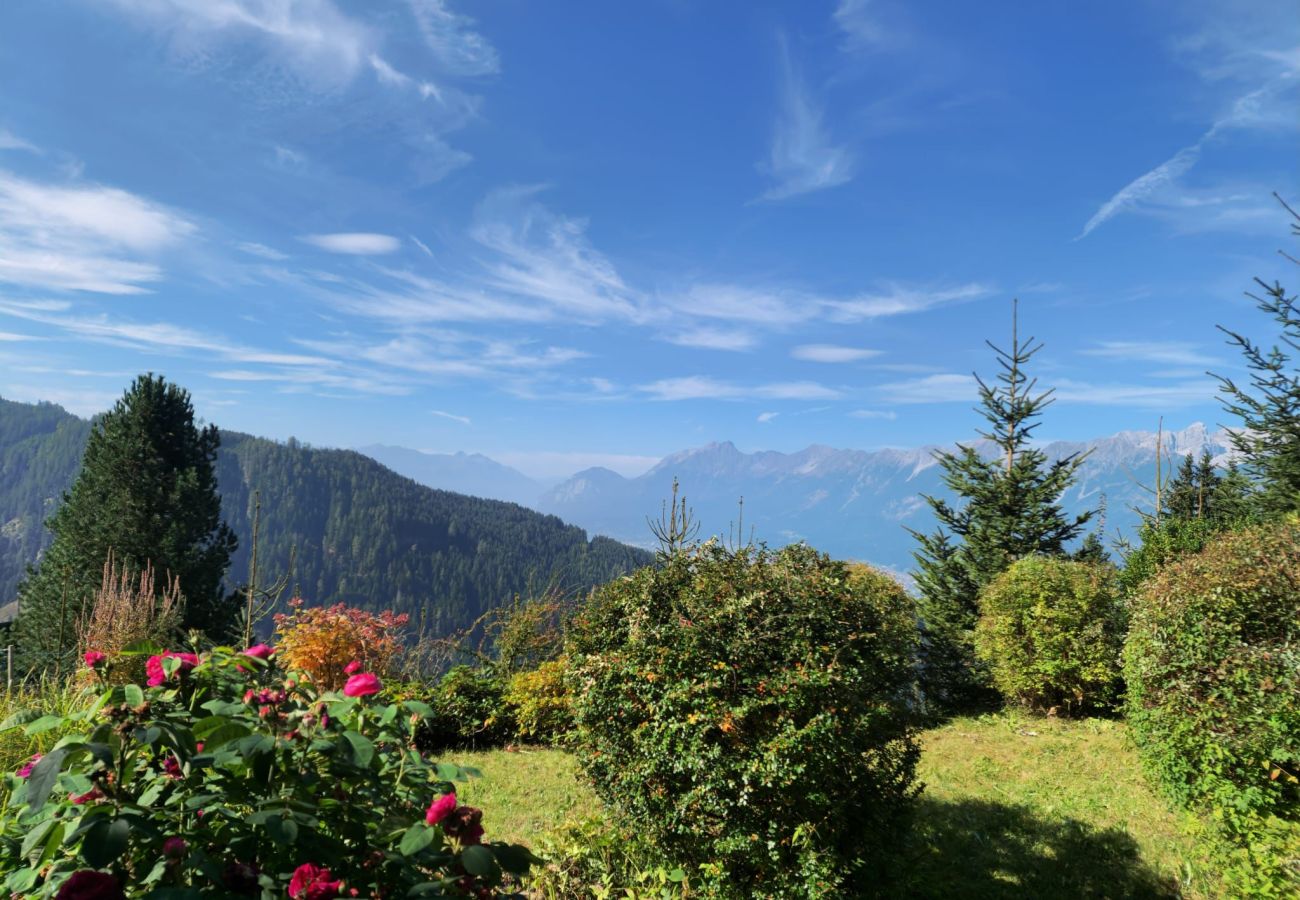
top-left (274, 598), bottom-right (408, 689)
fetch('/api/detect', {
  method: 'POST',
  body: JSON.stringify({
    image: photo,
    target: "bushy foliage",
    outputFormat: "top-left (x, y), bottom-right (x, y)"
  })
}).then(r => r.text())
top-left (1124, 522), bottom-right (1299, 820)
top-left (528, 817), bottom-right (685, 900)
top-left (422, 667), bottom-right (516, 751)
top-left (1117, 516), bottom-right (1224, 599)
top-left (567, 543), bottom-right (920, 899)
top-left (504, 658), bottom-right (572, 743)
top-left (274, 599), bottom-right (408, 690)
top-left (0, 644), bottom-right (536, 897)
top-left (974, 557), bottom-right (1125, 713)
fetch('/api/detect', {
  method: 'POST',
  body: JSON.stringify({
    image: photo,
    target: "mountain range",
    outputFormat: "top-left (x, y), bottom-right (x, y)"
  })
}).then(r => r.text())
top-left (0, 397), bottom-right (651, 634)
top-left (367, 424), bottom-right (1235, 576)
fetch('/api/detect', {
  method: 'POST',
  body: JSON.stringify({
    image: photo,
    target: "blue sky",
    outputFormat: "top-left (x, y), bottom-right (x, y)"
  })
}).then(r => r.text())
top-left (0, 0), bottom-right (1296, 479)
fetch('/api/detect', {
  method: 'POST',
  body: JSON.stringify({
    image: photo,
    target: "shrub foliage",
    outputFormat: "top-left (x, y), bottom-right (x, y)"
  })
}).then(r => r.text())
top-left (1124, 522), bottom-right (1300, 819)
top-left (974, 557), bottom-right (1125, 713)
top-left (567, 543), bottom-right (920, 898)
top-left (0, 645), bottom-right (536, 897)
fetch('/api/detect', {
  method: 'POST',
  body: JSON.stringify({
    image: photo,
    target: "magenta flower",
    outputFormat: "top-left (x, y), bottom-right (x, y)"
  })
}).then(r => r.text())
top-left (425, 791), bottom-right (457, 825)
top-left (162, 836), bottom-right (188, 860)
top-left (145, 651), bottom-right (199, 686)
top-left (16, 753), bottom-right (41, 778)
top-left (70, 787), bottom-right (104, 805)
top-left (243, 643), bottom-right (275, 660)
top-left (83, 650), bottom-right (107, 669)
top-left (55, 870), bottom-right (125, 900)
top-left (342, 672), bottom-right (381, 697)
top-left (288, 863), bottom-right (341, 900)
top-left (343, 660), bottom-right (363, 676)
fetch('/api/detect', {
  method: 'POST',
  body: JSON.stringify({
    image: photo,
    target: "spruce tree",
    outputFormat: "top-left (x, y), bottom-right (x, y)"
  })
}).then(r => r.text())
top-left (13, 375), bottom-right (237, 669)
top-left (910, 301), bottom-right (1092, 711)
top-left (1213, 196), bottom-right (1300, 514)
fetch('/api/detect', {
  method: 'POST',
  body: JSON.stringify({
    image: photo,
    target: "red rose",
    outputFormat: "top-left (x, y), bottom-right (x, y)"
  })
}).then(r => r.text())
top-left (243, 644), bottom-right (275, 660)
top-left (16, 753), bottom-right (40, 778)
top-left (425, 791), bottom-right (457, 825)
top-left (83, 650), bottom-right (107, 669)
top-left (343, 660), bottom-right (363, 676)
top-left (163, 836), bottom-right (188, 860)
top-left (55, 870), bottom-right (125, 900)
top-left (289, 863), bottom-right (342, 900)
top-left (343, 673), bottom-right (381, 697)
top-left (146, 651), bottom-right (200, 686)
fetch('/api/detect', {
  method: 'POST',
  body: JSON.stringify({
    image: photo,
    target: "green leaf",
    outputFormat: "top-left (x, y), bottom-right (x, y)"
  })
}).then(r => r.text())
top-left (22, 715), bottom-right (66, 736)
top-left (20, 818), bottom-right (56, 861)
top-left (380, 704), bottom-right (398, 726)
top-left (265, 814), bottom-right (299, 845)
top-left (5, 867), bottom-right (37, 893)
top-left (25, 746), bottom-right (74, 809)
top-left (490, 842), bottom-right (543, 874)
top-left (459, 844), bottom-right (501, 881)
top-left (399, 822), bottom-right (435, 856)
top-left (341, 731), bottom-right (375, 768)
top-left (435, 762), bottom-right (465, 782)
top-left (0, 709), bottom-right (42, 731)
top-left (402, 700), bottom-right (434, 718)
top-left (124, 684), bottom-right (144, 707)
top-left (82, 817), bottom-right (130, 869)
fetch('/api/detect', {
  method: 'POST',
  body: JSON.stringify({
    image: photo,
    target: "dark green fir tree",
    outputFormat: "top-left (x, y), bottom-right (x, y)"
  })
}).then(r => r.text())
top-left (1214, 195), bottom-right (1300, 515)
top-left (910, 301), bottom-right (1092, 712)
top-left (13, 375), bottom-right (237, 669)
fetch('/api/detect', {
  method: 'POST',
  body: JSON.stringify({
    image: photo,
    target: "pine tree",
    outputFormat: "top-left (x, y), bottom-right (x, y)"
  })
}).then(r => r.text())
top-left (13, 375), bottom-right (237, 669)
top-left (910, 301), bottom-right (1092, 711)
top-left (1214, 195), bottom-right (1300, 514)
top-left (1162, 450), bottom-right (1223, 522)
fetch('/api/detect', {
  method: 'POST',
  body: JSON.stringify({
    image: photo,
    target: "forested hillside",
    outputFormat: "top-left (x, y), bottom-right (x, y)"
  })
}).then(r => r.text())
top-left (0, 397), bottom-right (652, 633)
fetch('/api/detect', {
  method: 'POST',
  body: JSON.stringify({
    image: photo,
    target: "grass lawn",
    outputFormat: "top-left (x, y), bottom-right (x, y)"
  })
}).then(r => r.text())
top-left (450, 713), bottom-right (1223, 899)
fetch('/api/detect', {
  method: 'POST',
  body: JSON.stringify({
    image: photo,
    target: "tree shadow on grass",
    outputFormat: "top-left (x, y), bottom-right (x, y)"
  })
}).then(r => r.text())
top-left (869, 797), bottom-right (1182, 899)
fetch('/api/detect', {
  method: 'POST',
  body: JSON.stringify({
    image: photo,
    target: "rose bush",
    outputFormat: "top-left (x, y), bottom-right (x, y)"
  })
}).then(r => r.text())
top-left (0, 641), bottom-right (537, 897)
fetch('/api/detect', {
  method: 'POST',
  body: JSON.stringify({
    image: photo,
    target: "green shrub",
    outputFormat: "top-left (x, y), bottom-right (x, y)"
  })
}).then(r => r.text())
top-left (505, 658), bottom-right (572, 743)
top-left (1117, 516), bottom-right (1223, 598)
top-left (424, 666), bottom-right (516, 751)
top-left (974, 557), bottom-right (1125, 713)
top-left (0, 644), bottom-right (536, 897)
top-left (528, 816), bottom-right (687, 900)
top-left (1124, 522), bottom-right (1299, 820)
top-left (567, 543), bottom-right (920, 899)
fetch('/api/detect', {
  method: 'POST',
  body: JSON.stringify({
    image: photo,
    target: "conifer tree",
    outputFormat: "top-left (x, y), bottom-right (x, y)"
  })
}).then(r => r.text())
top-left (1214, 196), bottom-right (1300, 514)
top-left (13, 375), bottom-right (237, 669)
top-left (910, 301), bottom-right (1092, 711)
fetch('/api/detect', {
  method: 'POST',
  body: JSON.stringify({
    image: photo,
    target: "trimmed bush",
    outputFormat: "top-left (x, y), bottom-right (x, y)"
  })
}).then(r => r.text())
top-left (424, 666), bottom-right (516, 751)
top-left (567, 542), bottom-right (920, 899)
top-left (1124, 523), bottom-right (1300, 819)
top-left (974, 557), bottom-right (1125, 713)
top-left (505, 658), bottom-right (572, 743)
top-left (0, 644), bottom-right (536, 897)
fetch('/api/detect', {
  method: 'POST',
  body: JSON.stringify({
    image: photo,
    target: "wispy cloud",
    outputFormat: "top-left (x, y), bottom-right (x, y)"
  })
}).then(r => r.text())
top-left (639, 376), bottom-right (841, 402)
top-left (757, 411), bottom-right (779, 424)
top-left (827, 282), bottom-right (992, 320)
top-left (236, 241), bottom-right (288, 261)
top-left (406, 0), bottom-right (499, 76)
top-left (664, 327), bottom-right (759, 352)
top-left (0, 170), bottom-right (194, 294)
top-left (756, 40), bottom-right (854, 201)
top-left (0, 129), bottom-right (39, 154)
top-left (792, 344), bottom-right (881, 363)
top-left (1053, 378), bottom-right (1214, 409)
top-left (1082, 340), bottom-right (1219, 367)
top-left (877, 373), bottom-right (977, 404)
top-left (301, 232), bottom-right (402, 255)
top-left (431, 408), bottom-right (471, 425)
top-left (833, 0), bottom-right (887, 51)
top-left (849, 408), bottom-right (897, 420)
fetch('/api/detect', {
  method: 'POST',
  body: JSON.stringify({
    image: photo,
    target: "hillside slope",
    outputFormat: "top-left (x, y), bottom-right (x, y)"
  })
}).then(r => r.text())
top-left (0, 398), bottom-right (652, 633)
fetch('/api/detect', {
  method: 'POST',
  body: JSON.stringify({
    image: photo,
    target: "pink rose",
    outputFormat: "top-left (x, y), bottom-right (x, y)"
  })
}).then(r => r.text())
top-left (55, 870), bottom-right (125, 900)
top-left (70, 787), bottom-right (104, 805)
top-left (425, 791), bottom-right (457, 825)
top-left (243, 644), bottom-right (275, 660)
top-left (83, 650), bottom-right (107, 669)
top-left (146, 651), bottom-right (200, 687)
top-left (16, 753), bottom-right (40, 778)
top-left (342, 672), bottom-right (381, 698)
top-left (343, 660), bottom-right (363, 676)
top-left (289, 863), bottom-right (342, 900)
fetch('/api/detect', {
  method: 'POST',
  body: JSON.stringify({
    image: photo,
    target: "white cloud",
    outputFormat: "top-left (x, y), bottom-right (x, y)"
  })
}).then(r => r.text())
top-left (1053, 378), bottom-right (1214, 408)
top-left (1083, 340), bottom-right (1219, 367)
top-left (301, 232), bottom-right (402, 255)
top-left (757, 41), bottom-right (854, 201)
top-left (406, 0), bottom-right (499, 76)
top-left (1078, 145), bottom-right (1203, 239)
top-left (236, 241), bottom-right (288, 260)
top-left (0, 331), bottom-right (38, 342)
top-left (668, 283), bottom-right (813, 327)
top-left (0, 170), bottom-right (194, 294)
top-left (792, 344), bottom-right (881, 363)
top-left (849, 408), bottom-right (897, 420)
top-left (877, 373), bottom-right (977, 404)
top-left (431, 408), bottom-right (471, 425)
top-left (665, 327), bottom-right (758, 352)
top-left (833, 0), bottom-right (887, 51)
top-left (757, 411), bottom-right (779, 424)
top-left (639, 376), bottom-right (841, 402)
top-left (0, 129), bottom-right (39, 154)
top-left (828, 282), bottom-right (992, 320)
top-left (471, 186), bottom-right (641, 322)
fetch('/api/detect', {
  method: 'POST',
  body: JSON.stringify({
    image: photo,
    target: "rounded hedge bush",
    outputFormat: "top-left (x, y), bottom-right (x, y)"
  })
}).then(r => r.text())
top-left (1124, 522), bottom-right (1300, 819)
top-left (974, 556), bottom-right (1125, 713)
top-left (566, 542), bottom-right (920, 899)
top-left (504, 657), bottom-right (572, 743)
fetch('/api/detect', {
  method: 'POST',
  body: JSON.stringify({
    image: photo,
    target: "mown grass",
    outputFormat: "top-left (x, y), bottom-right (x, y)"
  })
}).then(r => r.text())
top-left (454, 714), bottom-right (1227, 899)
